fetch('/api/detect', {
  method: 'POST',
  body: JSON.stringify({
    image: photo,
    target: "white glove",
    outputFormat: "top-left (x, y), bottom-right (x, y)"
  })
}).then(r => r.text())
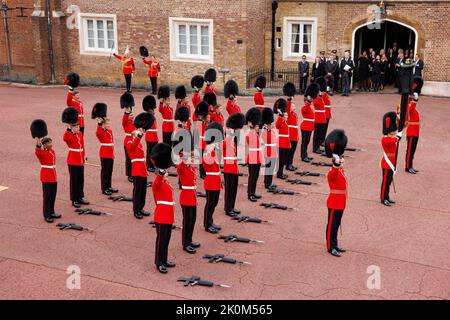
top-left (332, 154), bottom-right (341, 164)
top-left (413, 93), bottom-right (419, 101)
top-left (396, 131), bottom-right (403, 139)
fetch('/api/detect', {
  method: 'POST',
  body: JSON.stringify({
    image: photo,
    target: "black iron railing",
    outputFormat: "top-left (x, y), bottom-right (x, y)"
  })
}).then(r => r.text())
top-left (246, 68), bottom-right (299, 89)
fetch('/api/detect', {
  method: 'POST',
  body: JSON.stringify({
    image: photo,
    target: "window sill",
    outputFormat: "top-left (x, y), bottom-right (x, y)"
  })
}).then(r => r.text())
top-left (80, 50), bottom-right (113, 57)
top-left (283, 54), bottom-right (313, 61)
top-left (170, 56), bottom-right (213, 64)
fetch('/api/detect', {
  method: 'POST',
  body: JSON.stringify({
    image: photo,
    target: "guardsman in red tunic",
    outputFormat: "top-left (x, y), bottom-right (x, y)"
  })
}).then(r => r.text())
top-left (121, 93), bottom-right (135, 182)
top-left (274, 99), bottom-right (290, 180)
top-left (31, 119), bottom-right (61, 223)
top-left (142, 95), bottom-right (158, 172)
top-left (205, 92), bottom-right (224, 126)
top-left (150, 143), bottom-right (176, 274)
top-left (300, 96), bottom-right (315, 162)
top-left (224, 80), bottom-right (241, 115)
top-left (223, 112), bottom-right (245, 216)
top-left (316, 77), bottom-right (332, 140)
top-left (245, 108), bottom-right (263, 202)
top-left (62, 107), bottom-right (89, 208)
top-left (254, 75), bottom-right (266, 110)
top-left (261, 108), bottom-right (278, 190)
top-left (380, 112), bottom-right (402, 206)
top-left (113, 46), bottom-right (135, 93)
top-left (405, 90), bottom-right (421, 174)
top-left (324, 129), bottom-right (348, 257)
top-left (175, 85), bottom-right (192, 130)
top-left (204, 68), bottom-right (217, 95)
top-left (191, 75), bottom-right (204, 123)
top-left (311, 82), bottom-right (327, 153)
top-left (203, 122), bottom-right (224, 234)
top-left (143, 54), bottom-right (161, 94)
top-left (65, 73), bottom-right (85, 135)
top-left (283, 82), bottom-right (299, 171)
top-left (158, 85), bottom-right (174, 147)
top-left (194, 101), bottom-right (210, 179)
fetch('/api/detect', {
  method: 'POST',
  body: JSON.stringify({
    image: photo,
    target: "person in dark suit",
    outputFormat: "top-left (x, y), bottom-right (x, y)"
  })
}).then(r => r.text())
top-left (339, 51), bottom-right (354, 96)
top-left (312, 56), bottom-right (325, 82)
top-left (298, 55), bottom-right (309, 94)
top-left (357, 51), bottom-right (370, 92)
top-left (414, 53), bottom-right (424, 77)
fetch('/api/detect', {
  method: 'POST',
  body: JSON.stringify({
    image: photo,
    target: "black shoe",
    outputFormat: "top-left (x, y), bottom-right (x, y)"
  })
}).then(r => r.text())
top-left (50, 213), bottom-right (62, 219)
top-left (277, 174), bottom-right (288, 180)
top-left (411, 168), bottom-right (419, 173)
top-left (157, 265), bottom-right (168, 274)
top-left (313, 149), bottom-right (321, 154)
top-left (108, 188), bottom-right (118, 193)
top-left (302, 157), bottom-right (311, 163)
top-left (72, 201), bottom-right (81, 208)
top-left (329, 248), bottom-right (341, 257)
top-left (307, 157), bottom-right (314, 161)
top-left (286, 165), bottom-right (296, 172)
top-left (231, 208), bottom-right (241, 214)
top-left (381, 200), bottom-right (391, 206)
top-left (405, 168), bottom-right (416, 174)
top-left (190, 242), bottom-right (201, 248)
top-left (140, 210), bottom-right (151, 217)
top-left (248, 195), bottom-right (258, 202)
top-left (212, 224), bottom-right (221, 230)
top-left (128, 177), bottom-right (134, 183)
top-left (45, 217), bottom-right (54, 223)
top-left (78, 198), bottom-right (90, 205)
top-left (335, 247), bottom-right (346, 253)
top-left (206, 226), bottom-right (219, 234)
top-left (253, 194), bottom-right (262, 199)
top-left (184, 246), bottom-right (197, 254)
top-left (134, 212), bottom-right (144, 219)
top-left (266, 184), bottom-right (277, 190)
top-left (226, 211), bottom-right (239, 217)
top-left (387, 198), bottom-right (396, 204)
top-left (103, 190), bottom-right (113, 196)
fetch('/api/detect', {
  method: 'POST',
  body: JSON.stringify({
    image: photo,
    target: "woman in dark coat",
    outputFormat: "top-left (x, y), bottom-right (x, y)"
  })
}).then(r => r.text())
top-left (380, 54), bottom-right (388, 90)
top-left (372, 55), bottom-right (382, 92)
top-left (312, 56), bottom-right (325, 82)
top-left (357, 51), bottom-right (369, 91)
top-left (386, 48), bottom-right (396, 85)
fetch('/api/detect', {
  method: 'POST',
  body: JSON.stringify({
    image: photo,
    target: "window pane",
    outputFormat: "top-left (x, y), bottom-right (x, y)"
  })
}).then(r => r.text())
top-left (190, 25), bottom-right (198, 54)
top-left (107, 20), bottom-right (114, 31)
top-left (178, 24), bottom-right (187, 53)
top-left (178, 24), bottom-right (186, 36)
top-left (88, 39), bottom-right (95, 48)
top-left (303, 43), bottom-right (310, 53)
top-left (87, 19), bottom-right (93, 29)
top-left (201, 45), bottom-right (209, 55)
top-left (108, 40), bottom-right (114, 49)
top-left (97, 20), bottom-right (104, 30)
top-left (291, 23), bottom-right (300, 35)
top-left (179, 44), bottom-right (187, 54)
top-left (303, 24), bottom-right (312, 34)
top-left (201, 25), bottom-right (209, 50)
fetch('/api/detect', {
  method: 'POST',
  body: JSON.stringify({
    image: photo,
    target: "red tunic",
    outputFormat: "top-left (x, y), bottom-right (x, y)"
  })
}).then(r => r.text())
top-left (203, 151), bottom-right (221, 191)
top-left (126, 136), bottom-right (147, 177)
top-left (63, 130), bottom-right (85, 166)
top-left (246, 130), bottom-right (263, 164)
top-left (254, 91), bottom-right (265, 110)
top-left (223, 135), bottom-right (239, 174)
top-left (145, 118), bottom-right (159, 143)
top-left (114, 54), bottom-right (135, 75)
top-left (152, 174), bottom-right (174, 224)
top-left (380, 136), bottom-right (399, 170)
top-left (177, 161), bottom-right (197, 206)
top-left (204, 85), bottom-right (217, 95)
top-left (275, 117), bottom-right (291, 149)
top-left (35, 147), bottom-right (57, 183)
top-left (210, 110), bottom-right (224, 126)
top-left (406, 101), bottom-right (420, 137)
top-left (322, 92), bottom-right (332, 119)
top-left (300, 101), bottom-right (315, 132)
top-left (287, 103), bottom-right (299, 142)
top-left (327, 166), bottom-right (347, 210)
top-left (122, 113), bottom-right (135, 147)
top-left (96, 125), bottom-right (114, 159)
top-left (313, 97), bottom-right (327, 124)
top-left (226, 100), bottom-right (241, 115)
top-left (195, 121), bottom-right (207, 151)
top-left (67, 91), bottom-right (85, 128)
top-left (143, 59), bottom-right (160, 77)
top-left (191, 92), bottom-right (202, 121)
top-left (261, 129), bottom-right (277, 159)
top-left (159, 103), bottom-right (174, 133)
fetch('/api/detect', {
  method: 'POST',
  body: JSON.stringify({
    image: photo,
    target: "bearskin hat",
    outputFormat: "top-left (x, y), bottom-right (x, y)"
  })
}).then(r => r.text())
top-left (62, 107), bottom-right (79, 124)
top-left (175, 85), bottom-right (187, 100)
top-left (315, 77), bottom-right (327, 92)
top-left (324, 129), bottom-right (348, 158)
top-left (157, 85), bottom-right (170, 100)
top-left (134, 112), bottom-right (155, 131)
top-left (226, 112), bottom-right (245, 130)
top-left (224, 80), bottom-right (239, 99)
top-left (64, 72), bottom-right (80, 88)
top-left (383, 112), bottom-right (398, 135)
top-left (205, 122), bottom-right (224, 145)
top-left (30, 119), bottom-right (48, 139)
top-left (254, 75), bottom-right (266, 89)
top-left (413, 76), bottom-right (423, 95)
top-left (142, 95), bottom-right (156, 111)
top-left (283, 82), bottom-right (296, 97)
top-left (304, 83), bottom-right (320, 99)
top-left (150, 143), bottom-right (173, 169)
top-left (204, 92), bottom-right (217, 106)
top-left (139, 46), bottom-right (149, 57)
top-left (120, 92), bottom-right (135, 109)
top-left (191, 75), bottom-right (204, 89)
top-left (262, 107), bottom-right (274, 125)
top-left (273, 98), bottom-right (287, 114)
top-left (195, 101), bottom-right (210, 118)
top-left (204, 68), bottom-right (217, 83)
top-left (245, 107), bottom-right (262, 127)
top-left (91, 103), bottom-right (107, 119)
top-left (175, 106), bottom-right (190, 122)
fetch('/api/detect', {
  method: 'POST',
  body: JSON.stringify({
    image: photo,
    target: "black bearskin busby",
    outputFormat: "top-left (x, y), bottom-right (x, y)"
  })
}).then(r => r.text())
top-left (30, 119), bottom-right (48, 139)
top-left (62, 107), bottom-right (79, 125)
top-left (204, 68), bottom-right (217, 83)
top-left (224, 80), bottom-right (239, 99)
top-left (195, 101), bottom-right (209, 118)
top-left (205, 122), bottom-right (224, 145)
top-left (139, 46), bottom-right (149, 58)
top-left (324, 129), bottom-right (348, 158)
top-left (142, 95), bottom-right (156, 111)
top-left (120, 92), bottom-right (135, 109)
top-left (175, 106), bottom-right (190, 122)
top-left (315, 77), bottom-right (327, 93)
top-left (383, 112), bottom-right (398, 135)
top-left (204, 92), bottom-right (217, 106)
top-left (304, 83), bottom-right (320, 99)
top-left (175, 85), bottom-right (187, 100)
top-left (273, 98), bottom-right (287, 114)
top-left (91, 103), bottom-right (107, 119)
top-left (191, 75), bottom-right (204, 89)
top-left (262, 107), bottom-right (274, 125)
top-left (150, 143), bottom-right (173, 169)
top-left (134, 112), bottom-right (155, 131)
top-left (283, 82), bottom-right (296, 98)
top-left (254, 75), bottom-right (266, 89)
top-left (157, 85), bottom-right (170, 100)
top-left (245, 107), bottom-right (262, 127)
top-left (226, 112), bottom-right (245, 130)
top-left (64, 72), bottom-right (80, 88)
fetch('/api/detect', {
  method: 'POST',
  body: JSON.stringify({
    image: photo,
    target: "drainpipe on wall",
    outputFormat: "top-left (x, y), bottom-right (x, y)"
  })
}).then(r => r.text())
top-left (270, 0), bottom-right (278, 82)
top-left (0, 3), bottom-right (12, 76)
top-left (45, 0), bottom-right (56, 83)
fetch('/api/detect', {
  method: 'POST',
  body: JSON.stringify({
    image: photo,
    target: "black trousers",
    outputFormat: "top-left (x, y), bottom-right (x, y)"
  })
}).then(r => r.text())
top-left (247, 164), bottom-right (261, 197)
top-left (181, 206), bottom-right (196, 248)
top-left (100, 158), bottom-right (114, 192)
top-left (150, 77), bottom-right (157, 94)
top-left (204, 190), bottom-right (220, 229)
top-left (326, 208), bottom-right (344, 251)
top-left (224, 173), bottom-right (239, 212)
top-left (124, 74), bottom-right (132, 92)
top-left (313, 123), bottom-right (327, 151)
top-left (324, 118), bottom-right (330, 142)
top-left (299, 76), bottom-right (308, 93)
top-left (199, 149), bottom-right (206, 178)
top-left (287, 140), bottom-right (298, 167)
top-left (146, 141), bottom-right (157, 170)
top-left (380, 169), bottom-right (394, 202)
top-left (133, 176), bottom-right (147, 214)
top-left (162, 132), bottom-right (172, 146)
top-left (264, 158), bottom-right (276, 188)
top-left (124, 147), bottom-right (132, 178)
top-left (300, 130), bottom-right (312, 159)
top-left (68, 165), bottom-right (84, 202)
top-left (277, 148), bottom-right (289, 177)
top-left (155, 223), bottom-right (172, 266)
top-left (42, 182), bottom-right (57, 219)
top-left (405, 136), bottom-right (419, 170)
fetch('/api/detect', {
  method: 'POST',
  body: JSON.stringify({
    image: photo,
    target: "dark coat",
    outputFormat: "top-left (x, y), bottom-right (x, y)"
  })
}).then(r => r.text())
top-left (312, 62), bottom-right (325, 79)
top-left (358, 57), bottom-right (370, 80)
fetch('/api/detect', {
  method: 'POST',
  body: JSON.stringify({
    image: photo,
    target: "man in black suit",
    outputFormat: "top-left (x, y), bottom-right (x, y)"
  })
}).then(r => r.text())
top-left (339, 51), bottom-right (354, 96)
top-left (298, 55), bottom-right (309, 94)
top-left (414, 53), bottom-right (424, 77)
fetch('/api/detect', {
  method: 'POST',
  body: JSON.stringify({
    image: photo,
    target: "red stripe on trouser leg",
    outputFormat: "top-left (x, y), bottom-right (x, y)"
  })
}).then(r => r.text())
top-left (381, 170), bottom-right (387, 201)
top-left (406, 137), bottom-right (413, 169)
top-left (327, 209), bottom-right (334, 251)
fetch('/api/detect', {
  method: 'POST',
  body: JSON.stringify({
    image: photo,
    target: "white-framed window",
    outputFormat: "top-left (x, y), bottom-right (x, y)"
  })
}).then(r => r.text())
top-left (282, 17), bottom-right (317, 61)
top-left (169, 17), bottom-right (214, 64)
top-left (78, 13), bottom-right (117, 55)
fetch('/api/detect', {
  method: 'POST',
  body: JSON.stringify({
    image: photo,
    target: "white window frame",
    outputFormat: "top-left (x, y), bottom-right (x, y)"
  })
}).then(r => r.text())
top-left (169, 17), bottom-right (214, 64)
top-left (282, 17), bottom-right (317, 61)
top-left (78, 13), bottom-right (118, 56)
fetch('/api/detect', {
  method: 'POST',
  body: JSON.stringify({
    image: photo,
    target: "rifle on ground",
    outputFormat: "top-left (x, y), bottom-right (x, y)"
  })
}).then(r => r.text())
top-left (196, 191), bottom-right (207, 198)
top-left (267, 188), bottom-right (304, 195)
top-left (260, 202), bottom-right (299, 211)
top-left (75, 208), bottom-right (112, 216)
top-left (346, 147), bottom-right (365, 152)
top-left (295, 171), bottom-right (322, 177)
top-left (203, 254), bottom-right (251, 265)
top-left (218, 234), bottom-right (264, 244)
top-left (149, 221), bottom-right (181, 230)
top-left (177, 276), bottom-right (230, 288)
top-left (231, 215), bottom-right (273, 224)
top-left (108, 195), bottom-right (133, 202)
top-left (311, 161), bottom-right (332, 167)
top-left (56, 223), bottom-right (93, 232)
top-left (168, 172), bottom-right (178, 177)
top-left (287, 179), bottom-right (317, 186)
